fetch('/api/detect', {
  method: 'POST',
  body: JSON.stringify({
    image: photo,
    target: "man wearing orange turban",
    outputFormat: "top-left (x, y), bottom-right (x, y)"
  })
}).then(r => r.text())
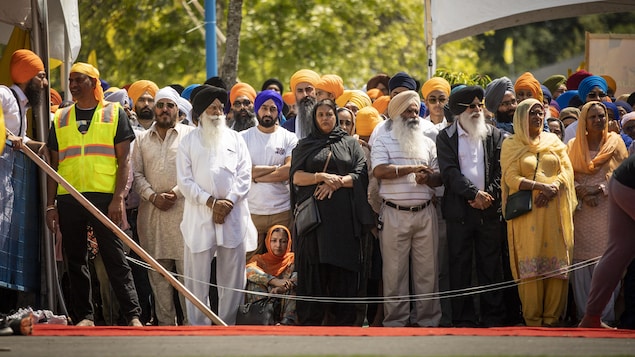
top-left (283, 69), bottom-right (320, 139)
top-left (128, 80), bottom-right (159, 130)
top-left (46, 61), bottom-right (142, 327)
top-left (514, 72), bottom-right (543, 104)
top-left (335, 90), bottom-right (372, 115)
top-left (229, 82), bottom-right (257, 132)
top-left (1, 49), bottom-right (49, 154)
top-left (315, 74), bottom-right (344, 101)
top-left (421, 77), bottom-right (451, 130)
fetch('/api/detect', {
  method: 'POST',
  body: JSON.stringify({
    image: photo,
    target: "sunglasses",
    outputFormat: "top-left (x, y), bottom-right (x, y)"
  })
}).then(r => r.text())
top-left (155, 102), bottom-right (176, 109)
top-left (458, 102), bottom-right (484, 109)
top-left (427, 97), bottom-right (447, 105)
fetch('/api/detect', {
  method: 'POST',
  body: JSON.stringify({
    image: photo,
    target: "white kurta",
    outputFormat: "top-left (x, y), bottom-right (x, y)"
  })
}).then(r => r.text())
top-left (177, 127), bottom-right (257, 252)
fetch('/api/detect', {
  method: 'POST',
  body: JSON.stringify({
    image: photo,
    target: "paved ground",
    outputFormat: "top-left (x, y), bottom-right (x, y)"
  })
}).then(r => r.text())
top-left (1, 335), bottom-right (634, 357)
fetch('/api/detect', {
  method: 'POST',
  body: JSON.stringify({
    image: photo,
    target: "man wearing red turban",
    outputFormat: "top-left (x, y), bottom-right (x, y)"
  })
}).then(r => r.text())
top-left (1, 49), bottom-right (49, 155)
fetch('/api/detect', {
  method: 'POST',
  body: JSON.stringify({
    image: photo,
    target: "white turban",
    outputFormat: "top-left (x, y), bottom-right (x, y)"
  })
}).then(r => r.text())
top-left (155, 86), bottom-right (180, 105)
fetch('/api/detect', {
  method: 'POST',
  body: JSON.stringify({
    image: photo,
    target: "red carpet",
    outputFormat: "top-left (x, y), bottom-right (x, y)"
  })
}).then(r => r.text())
top-left (32, 324), bottom-right (635, 339)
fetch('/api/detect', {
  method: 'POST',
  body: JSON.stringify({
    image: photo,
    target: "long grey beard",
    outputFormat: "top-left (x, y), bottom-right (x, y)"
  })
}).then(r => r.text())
top-left (200, 113), bottom-right (226, 150)
top-left (459, 111), bottom-right (488, 143)
top-left (295, 96), bottom-right (316, 139)
top-left (392, 116), bottom-right (426, 159)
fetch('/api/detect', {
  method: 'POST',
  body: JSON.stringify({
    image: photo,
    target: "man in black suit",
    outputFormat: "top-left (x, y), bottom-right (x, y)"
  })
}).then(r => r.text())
top-left (436, 86), bottom-right (507, 327)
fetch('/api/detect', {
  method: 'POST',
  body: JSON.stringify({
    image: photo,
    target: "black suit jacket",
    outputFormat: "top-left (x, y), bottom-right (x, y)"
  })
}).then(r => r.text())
top-left (436, 121), bottom-right (506, 222)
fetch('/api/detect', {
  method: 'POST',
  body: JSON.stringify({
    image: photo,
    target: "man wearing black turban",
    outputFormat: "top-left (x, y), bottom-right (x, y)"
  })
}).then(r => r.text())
top-left (177, 84), bottom-right (257, 325)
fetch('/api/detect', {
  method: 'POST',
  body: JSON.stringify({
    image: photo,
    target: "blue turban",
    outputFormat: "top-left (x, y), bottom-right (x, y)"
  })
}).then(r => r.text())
top-left (388, 72), bottom-right (417, 92)
top-left (577, 76), bottom-right (608, 102)
top-left (181, 84), bottom-right (201, 101)
top-left (615, 100), bottom-right (632, 113)
top-left (254, 89), bottom-right (283, 118)
top-left (555, 90), bottom-right (579, 109)
top-left (541, 85), bottom-right (552, 104)
top-left (603, 101), bottom-right (620, 122)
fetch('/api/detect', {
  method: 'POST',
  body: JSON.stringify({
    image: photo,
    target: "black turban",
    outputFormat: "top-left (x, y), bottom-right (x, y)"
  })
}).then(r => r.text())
top-left (388, 72), bottom-right (417, 92)
top-left (192, 85), bottom-right (228, 116)
top-left (261, 78), bottom-right (284, 93)
top-left (449, 85), bottom-right (484, 116)
top-left (204, 76), bottom-right (227, 90)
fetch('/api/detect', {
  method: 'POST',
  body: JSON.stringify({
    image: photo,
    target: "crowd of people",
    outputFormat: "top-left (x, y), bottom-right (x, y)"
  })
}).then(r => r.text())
top-left (2, 48), bottom-right (635, 329)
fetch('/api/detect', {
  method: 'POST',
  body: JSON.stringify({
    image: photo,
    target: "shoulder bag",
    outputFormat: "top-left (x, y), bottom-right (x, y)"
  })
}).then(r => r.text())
top-left (504, 153), bottom-right (539, 220)
top-left (294, 150), bottom-right (332, 236)
top-left (236, 297), bottom-right (275, 325)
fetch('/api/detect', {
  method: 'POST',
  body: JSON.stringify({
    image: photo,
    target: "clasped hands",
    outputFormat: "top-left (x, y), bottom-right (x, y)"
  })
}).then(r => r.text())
top-left (535, 183), bottom-right (559, 208)
top-left (205, 196), bottom-right (234, 224)
top-left (413, 165), bottom-right (435, 185)
top-left (314, 173), bottom-right (344, 200)
top-left (576, 184), bottom-right (601, 207)
top-left (152, 190), bottom-right (177, 211)
top-left (468, 190), bottom-right (494, 210)
top-left (269, 278), bottom-right (295, 294)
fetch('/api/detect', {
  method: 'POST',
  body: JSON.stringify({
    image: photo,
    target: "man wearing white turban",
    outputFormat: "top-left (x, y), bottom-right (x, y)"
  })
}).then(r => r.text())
top-left (132, 87), bottom-right (195, 325)
top-left (371, 90), bottom-right (443, 327)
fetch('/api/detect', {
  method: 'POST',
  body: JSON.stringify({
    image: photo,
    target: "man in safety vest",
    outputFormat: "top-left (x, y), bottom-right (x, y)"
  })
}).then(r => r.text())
top-left (45, 63), bottom-right (142, 327)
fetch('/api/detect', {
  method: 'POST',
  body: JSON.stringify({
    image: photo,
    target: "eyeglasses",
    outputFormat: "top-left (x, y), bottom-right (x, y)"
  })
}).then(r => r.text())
top-left (458, 102), bottom-right (484, 110)
top-left (587, 91), bottom-right (607, 99)
top-left (529, 110), bottom-right (545, 117)
top-left (427, 97), bottom-right (447, 105)
top-left (233, 100), bottom-right (252, 108)
top-left (500, 99), bottom-right (517, 107)
top-left (155, 102), bottom-right (176, 110)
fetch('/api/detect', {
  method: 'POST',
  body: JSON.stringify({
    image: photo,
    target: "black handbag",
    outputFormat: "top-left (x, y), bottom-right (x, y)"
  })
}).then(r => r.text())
top-left (504, 153), bottom-right (539, 220)
top-left (236, 298), bottom-right (275, 325)
top-left (294, 150), bottom-right (331, 236)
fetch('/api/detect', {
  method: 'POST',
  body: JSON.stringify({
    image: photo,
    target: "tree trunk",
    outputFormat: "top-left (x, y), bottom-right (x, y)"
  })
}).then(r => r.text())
top-left (220, 0), bottom-right (242, 88)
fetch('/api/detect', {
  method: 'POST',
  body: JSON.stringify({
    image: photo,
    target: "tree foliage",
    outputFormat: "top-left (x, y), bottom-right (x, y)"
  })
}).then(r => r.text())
top-left (66, 1), bottom-right (635, 93)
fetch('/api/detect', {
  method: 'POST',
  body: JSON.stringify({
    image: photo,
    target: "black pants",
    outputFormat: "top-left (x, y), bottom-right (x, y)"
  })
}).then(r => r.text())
top-left (58, 193), bottom-right (140, 323)
top-left (447, 211), bottom-right (506, 326)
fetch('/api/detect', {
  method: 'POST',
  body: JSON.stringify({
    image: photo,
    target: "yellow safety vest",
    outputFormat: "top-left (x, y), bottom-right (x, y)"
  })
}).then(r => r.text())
top-left (54, 102), bottom-right (120, 195)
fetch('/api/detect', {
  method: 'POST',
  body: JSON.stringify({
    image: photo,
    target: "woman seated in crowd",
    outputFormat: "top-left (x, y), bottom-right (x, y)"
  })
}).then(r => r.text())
top-left (245, 225), bottom-right (296, 325)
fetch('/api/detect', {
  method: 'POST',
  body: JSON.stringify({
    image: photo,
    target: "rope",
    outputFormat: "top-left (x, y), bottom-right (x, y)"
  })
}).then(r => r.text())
top-left (125, 255), bottom-right (601, 304)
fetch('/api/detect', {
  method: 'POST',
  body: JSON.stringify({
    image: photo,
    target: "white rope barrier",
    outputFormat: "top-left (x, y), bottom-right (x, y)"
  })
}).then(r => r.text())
top-left (125, 255), bottom-right (602, 304)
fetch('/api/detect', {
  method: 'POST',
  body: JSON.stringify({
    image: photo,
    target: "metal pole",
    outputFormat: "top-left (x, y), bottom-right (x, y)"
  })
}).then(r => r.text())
top-left (20, 145), bottom-right (227, 326)
top-left (205, 0), bottom-right (218, 78)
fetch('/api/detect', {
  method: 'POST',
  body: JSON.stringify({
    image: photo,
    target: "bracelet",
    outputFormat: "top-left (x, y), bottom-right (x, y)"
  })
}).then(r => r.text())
top-left (314, 173), bottom-right (318, 184)
top-left (46, 205), bottom-right (57, 212)
top-left (395, 166), bottom-right (399, 177)
top-left (211, 198), bottom-right (217, 211)
top-left (531, 181), bottom-right (535, 190)
top-left (151, 193), bottom-right (157, 204)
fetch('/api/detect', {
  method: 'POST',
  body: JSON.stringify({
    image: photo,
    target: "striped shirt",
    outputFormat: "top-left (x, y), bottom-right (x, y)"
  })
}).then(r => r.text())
top-left (371, 128), bottom-right (438, 205)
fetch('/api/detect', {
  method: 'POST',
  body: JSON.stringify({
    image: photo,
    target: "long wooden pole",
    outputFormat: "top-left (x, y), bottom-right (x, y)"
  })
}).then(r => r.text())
top-left (21, 145), bottom-right (227, 326)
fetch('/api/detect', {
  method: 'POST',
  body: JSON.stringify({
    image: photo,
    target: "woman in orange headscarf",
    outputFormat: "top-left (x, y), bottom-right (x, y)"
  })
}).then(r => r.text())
top-left (567, 101), bottom-right (628, 325)
top-left (245, 225), bottom-right (296, 325)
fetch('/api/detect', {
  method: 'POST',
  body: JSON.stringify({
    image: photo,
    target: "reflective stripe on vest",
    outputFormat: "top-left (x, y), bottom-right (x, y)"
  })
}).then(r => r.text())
top-left (53, 102), bottom-right (120, 195)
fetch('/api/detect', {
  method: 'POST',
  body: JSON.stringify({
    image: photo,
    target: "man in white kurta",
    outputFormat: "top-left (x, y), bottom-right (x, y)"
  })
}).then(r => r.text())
top-left (177, 85), bottom-right (257, 325)
top-left (133, 87), bottom-right (194, 325)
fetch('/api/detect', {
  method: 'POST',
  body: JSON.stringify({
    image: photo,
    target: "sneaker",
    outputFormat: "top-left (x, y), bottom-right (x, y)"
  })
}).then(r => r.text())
top-left (76, 319), bottom-right (95, 327)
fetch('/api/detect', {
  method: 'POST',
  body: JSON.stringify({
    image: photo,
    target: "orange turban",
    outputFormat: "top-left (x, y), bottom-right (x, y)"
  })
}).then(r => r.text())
top-left (282, 92), bottom-right (296, 105)
top-left (372, 95), bottom-right (390, 114)
top-left (315, 74), bottom-right (344, 99)
top-left (421, 77), bottom-right (451, 99)
top-left (601, 75), bottom-right (616, 94)
top-left (10, 49), bottom-right (44, 84)
top-left (514, 72), bottom-right (543, 103)
top-left (70, 62), bottom-right (104, 103)
top-left (355, 107), bottom-right (382, 136)
top-left (335, 90), bottom-right (372, 109)
top-left (50, 88), bottom-right (62, 113)
top-left (229, 82), bottom-right (257, 104)
top-left (289, 69), bottom-right (320, 93)
top-left (366, 88), bottom-right (382, 101)
top-left (128, 80), bottom-right (159, 105)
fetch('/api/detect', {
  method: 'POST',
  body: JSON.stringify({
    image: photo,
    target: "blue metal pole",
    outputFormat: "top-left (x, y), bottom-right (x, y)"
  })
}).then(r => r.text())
top-left (205, 0), bottom-right (218, 77)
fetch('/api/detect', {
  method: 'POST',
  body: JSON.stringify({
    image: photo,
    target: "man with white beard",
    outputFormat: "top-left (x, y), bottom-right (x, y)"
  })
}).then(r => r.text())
top-left (177, 85), bottom-right (257, 325)
top-left (371, 90), bottom-right (443, 327)
top-left (281, 69), bottom-right (320, 139)
top-left (436, 86), bottom-right (507, 327)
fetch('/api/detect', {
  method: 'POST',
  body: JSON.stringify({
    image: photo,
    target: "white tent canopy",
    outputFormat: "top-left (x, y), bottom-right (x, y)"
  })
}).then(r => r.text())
top-left (425, 0), bottom-right (635, 76)
top-left (0, 0), bottom-right (80, 62)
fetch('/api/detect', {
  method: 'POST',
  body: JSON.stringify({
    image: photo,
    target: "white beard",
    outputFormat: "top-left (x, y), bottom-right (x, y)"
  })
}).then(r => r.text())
top-left (458, 111), bottom-right (488, 144)
top-left (199, 112), bottom-right (226, 150)
top-left (392, 115), bottom-right (426, 158)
